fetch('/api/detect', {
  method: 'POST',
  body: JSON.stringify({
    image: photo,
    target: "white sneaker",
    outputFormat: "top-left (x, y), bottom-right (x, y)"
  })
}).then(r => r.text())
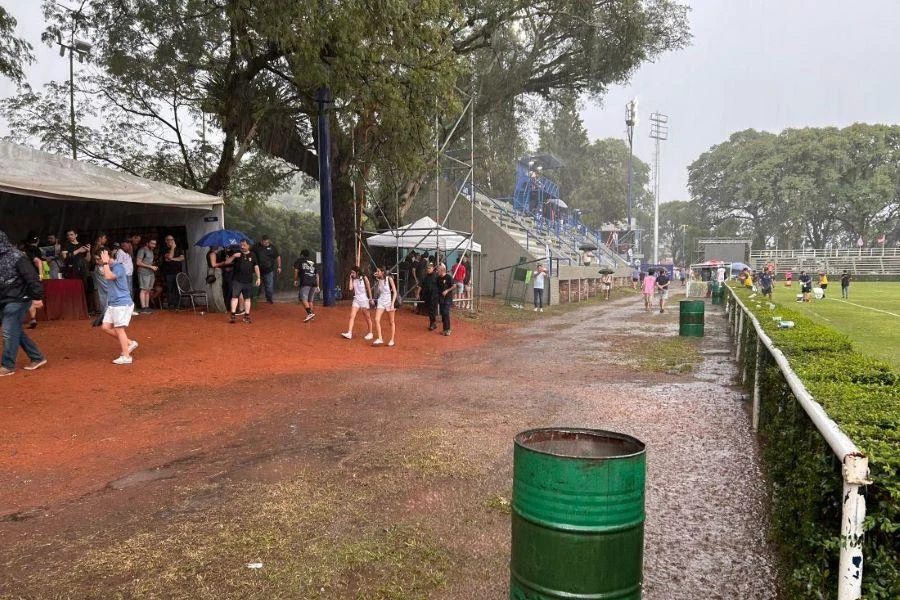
top-left (128, 340), bottom-right (139, 354)
top-left (113, 355), bottom-right (133, 365)
top-left (341, 332), bottom-right (352, 340)
top-left (372, 339), bottom-right (384, 346)
top-left (539, 308), bottom-right (543, 312)
top-left (363, 333), bottom-right (374, 341)
top-left (304, 313), bottom-right (315, 322)
top-left (387, 340), bottom-right (395, 347)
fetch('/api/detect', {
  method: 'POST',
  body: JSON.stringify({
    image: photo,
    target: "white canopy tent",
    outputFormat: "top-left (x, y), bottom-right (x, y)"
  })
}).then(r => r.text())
top-left (366, 216), bottom-right (481, 253)
top-left (0, 141), bottom-right (224, 291)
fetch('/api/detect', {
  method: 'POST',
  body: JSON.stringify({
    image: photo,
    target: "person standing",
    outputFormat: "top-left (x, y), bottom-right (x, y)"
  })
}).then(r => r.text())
top-left (117, 240), bottom-right (137, 316)
top-left (135, 239), bottom-right (158, 314)
top-left (436, 263), bottom-right (455, 335)
top-left (641, 269), bottom-right (656, 312)
top-left (798, 270), bottom-right (812, 302)
top-left (372, 266), bottom-right (398, 346)
top-left (23, 234), bottom-right (43, 329)
top-left (784, 269), bottom-right (793, 287)
top-left (418, 263), bottom-right (440, 329)
top-left (655, 268), bottom-right (670, 313)
top-left (462, 255), bottom-right (473, 309)
top-left (253, 236), bottom-right (281, 304)
top-left (90, 232), bottom-right (109, 315)
top-left (759, 268), bottom-right (774, 300)
top-left (98, 247), bottom-right (139, 365)
top-left (205, 246), bottom-right (228, 313)
top-left (451, 256), bottom-right (467, 306)
top-left (840, 270), bottom-right (851, 300)
top-left (0, 231), bottom-right (47, 376)
top-left (161, 235), bottom-right (185, 309)
top-left (341, 266), bottom-right (374, 340)
top-left (818, 272), bottom-right (828, 298)
top-left (43, 234), bottom-right (62, 279)
top-left (532, 263), bottom-right (547, 312)
top-left (293, 249), bottom-right (319, 322)
top-left (228, 239), bottom-right (260, 323)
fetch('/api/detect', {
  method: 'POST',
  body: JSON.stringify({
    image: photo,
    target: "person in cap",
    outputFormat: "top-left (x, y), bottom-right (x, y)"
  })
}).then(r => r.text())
top-left (0, 230), bottom-right (47, 376)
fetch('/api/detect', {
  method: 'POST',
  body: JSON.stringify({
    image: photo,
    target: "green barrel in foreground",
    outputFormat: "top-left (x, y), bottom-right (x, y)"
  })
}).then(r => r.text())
top-left (510, 428), bottom-right (646, 600)
top-left (679, 299), bottom-right (705, 337)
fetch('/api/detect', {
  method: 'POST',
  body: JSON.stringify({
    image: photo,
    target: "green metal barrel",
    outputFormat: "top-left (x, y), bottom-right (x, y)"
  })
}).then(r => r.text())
top-left (711, 283), bottom-right (723, 305)
top-left (510, 428), bottom-right (646, 600)
top-left (679, 300), bottom-right (705, 337)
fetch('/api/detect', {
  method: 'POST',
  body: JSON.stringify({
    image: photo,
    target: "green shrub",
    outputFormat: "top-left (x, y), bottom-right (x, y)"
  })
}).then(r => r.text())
top-left (729, 286), bottom-right (900, 600)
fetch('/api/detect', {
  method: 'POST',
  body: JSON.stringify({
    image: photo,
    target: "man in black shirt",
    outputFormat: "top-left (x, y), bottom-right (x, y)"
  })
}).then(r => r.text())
top-left (655, 269), bottom-right (671, 313)
top-left (293, 249), bottom-right (319, 322)
top-left (228, 239), bottom-right (260, 323)
top-left (436, 263), bottom-right (455, 335)
top-left (418, 262), bottom-right (439, 329)
top-left (253, 236), bottom-right (281, 303)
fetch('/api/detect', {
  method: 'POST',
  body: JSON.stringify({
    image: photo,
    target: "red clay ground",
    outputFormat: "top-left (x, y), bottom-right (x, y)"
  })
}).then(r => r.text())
top-left (0, 302), bottom-right (484, 515)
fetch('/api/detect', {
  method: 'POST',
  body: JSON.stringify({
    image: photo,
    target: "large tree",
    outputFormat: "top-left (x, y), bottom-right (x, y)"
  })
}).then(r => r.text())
top-left (0, 5), bottom-right (33, 83)
top-left (5, 0), bottom-right (691, 272)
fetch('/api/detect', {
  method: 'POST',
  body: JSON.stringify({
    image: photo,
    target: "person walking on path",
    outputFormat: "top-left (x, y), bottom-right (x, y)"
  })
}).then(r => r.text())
top-left (436, 263), bottom-right (455, 336)
top-left (418, 263), bottom-right (440, 330)
top-left (655, 268), bottom-right (671, 313)
top-left (293, 249), bottom-right (319, 322)
top-left (98, 247), bottom-right (139, 365)
top-left (372, 266), bottom-right (398, 346)
top-left (601, 272), bottom-right (613, 299)
top-left (759, 268), bottom-right (774, 300)
top-left (253, 236), bottom-right (281, 304)
top-left (641, 269), bottom-right (656, 312)
top-left (0, 230), bottom-right (47, 376)
top-left (341, 266), bottom-right (374, 340)
top-left (135, 239), bottom-right (158, 314)
top-left (840, 270), bottom-right (851, 300)
top-left (227, 240), bottom-right (260, 323)
top-left (532, 263), bottom-right (547, 312)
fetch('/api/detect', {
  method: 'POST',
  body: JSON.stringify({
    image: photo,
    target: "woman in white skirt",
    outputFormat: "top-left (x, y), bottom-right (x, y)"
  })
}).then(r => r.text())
top-left (372, 266), bottom-right (397, 346)
top-left (341, 265), bottom-right (374, 340)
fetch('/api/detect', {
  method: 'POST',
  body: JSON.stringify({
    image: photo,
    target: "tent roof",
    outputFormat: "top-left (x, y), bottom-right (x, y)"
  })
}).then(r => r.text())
top-left (367, 216), bottom-right (481, 253)
top-left (0, 142), bottom-right (222, 210)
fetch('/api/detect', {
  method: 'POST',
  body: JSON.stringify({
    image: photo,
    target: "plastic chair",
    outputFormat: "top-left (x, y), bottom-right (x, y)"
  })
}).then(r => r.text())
top-left (175, 272), bottom-right (208, 313)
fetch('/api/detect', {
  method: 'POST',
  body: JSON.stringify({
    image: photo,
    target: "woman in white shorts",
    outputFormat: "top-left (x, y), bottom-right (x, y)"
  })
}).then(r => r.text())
top-left (372, 266), bottom-right (398, 347)
top-left (341, 265), bottom-right (374, 340)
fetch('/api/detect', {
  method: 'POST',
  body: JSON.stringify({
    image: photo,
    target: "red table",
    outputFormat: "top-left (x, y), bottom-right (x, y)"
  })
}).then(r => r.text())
top-left (41, 279), bottom-right (89, 321)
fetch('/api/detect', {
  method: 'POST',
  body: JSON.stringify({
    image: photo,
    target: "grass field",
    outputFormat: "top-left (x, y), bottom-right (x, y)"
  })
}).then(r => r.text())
top-left (771, 281), bottom-right (900, 370)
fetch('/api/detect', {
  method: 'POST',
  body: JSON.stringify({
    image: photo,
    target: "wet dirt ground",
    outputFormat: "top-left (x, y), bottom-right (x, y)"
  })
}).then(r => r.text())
top-left (0, 292), bottom-right (778, 599)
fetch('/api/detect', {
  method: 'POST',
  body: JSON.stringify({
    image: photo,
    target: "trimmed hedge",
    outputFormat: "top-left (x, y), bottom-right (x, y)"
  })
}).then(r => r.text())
top-left (730, 288), bottom-right (900, 600)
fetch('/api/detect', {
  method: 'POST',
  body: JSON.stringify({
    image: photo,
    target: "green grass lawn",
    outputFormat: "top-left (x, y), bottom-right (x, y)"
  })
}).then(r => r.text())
top-left (770, 281), bottom-right (900, 370)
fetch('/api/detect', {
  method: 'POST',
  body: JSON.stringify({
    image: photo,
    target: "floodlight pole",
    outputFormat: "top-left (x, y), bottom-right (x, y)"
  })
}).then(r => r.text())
top-left (56, 5), bottom-right (91, 160)
top-left (625, 99), bottom-right (638, 237)
top-left (649, 112), bottom-right (668, 264)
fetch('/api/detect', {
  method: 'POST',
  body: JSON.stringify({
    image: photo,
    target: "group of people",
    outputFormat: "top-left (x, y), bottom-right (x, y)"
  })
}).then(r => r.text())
top-left (738, 266), bottom-right (851, 302)
top-left (340, 259), bottom-right (460, 344)
top-left (401, 251), bottom-right (472, 310)
top-left (1, 228), bottom-right (140, 373)
top-left (640, 268), bottom-right (671, 313)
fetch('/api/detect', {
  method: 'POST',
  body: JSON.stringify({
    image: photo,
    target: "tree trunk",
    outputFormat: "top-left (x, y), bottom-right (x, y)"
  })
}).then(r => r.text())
top-left (331, 174), bottom-right (361, 282)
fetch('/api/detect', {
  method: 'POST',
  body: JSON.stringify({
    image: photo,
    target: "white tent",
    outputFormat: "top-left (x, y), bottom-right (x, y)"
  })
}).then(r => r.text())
top-left (0, 141), bottom-right (224, 290)
top-left (367, 216), bottom-right (481, 253)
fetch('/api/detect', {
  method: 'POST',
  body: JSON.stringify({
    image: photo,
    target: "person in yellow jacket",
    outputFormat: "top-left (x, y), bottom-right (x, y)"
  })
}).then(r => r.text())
top-left (818, 272), bottom-right (828, 298)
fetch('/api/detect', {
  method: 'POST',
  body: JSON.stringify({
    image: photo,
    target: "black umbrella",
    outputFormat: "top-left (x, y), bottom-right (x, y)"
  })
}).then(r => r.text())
top-left (579, 244), bottom-right (598, 251)
top-left (598, 268), bottom-right (614, 275)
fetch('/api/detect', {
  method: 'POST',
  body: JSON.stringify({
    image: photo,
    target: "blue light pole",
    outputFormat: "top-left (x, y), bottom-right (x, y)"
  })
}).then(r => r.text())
top-left (317, 86), bottom-right (336, 306)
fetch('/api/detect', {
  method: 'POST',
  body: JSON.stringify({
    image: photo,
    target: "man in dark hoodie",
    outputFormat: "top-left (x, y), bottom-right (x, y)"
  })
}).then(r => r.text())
top-left (0, 230), bottom-right (47, 376)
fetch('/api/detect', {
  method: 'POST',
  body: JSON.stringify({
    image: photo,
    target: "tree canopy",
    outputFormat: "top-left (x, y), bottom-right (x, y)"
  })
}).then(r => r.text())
top-left (688, 125), bottom-right (900, 248)
top-left (3, 0), bottom-right (691, 270)
top-left (0, 6), bottom-right (33, 84)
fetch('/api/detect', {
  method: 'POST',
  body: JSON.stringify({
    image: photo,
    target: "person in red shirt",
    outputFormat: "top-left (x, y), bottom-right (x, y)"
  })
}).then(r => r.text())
top-left (451, 257), bottom-right (467, 305)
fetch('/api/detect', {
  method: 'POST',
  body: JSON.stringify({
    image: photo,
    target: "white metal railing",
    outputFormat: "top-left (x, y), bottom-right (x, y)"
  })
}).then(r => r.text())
top-left (724, 286), bottom-right (870, 600)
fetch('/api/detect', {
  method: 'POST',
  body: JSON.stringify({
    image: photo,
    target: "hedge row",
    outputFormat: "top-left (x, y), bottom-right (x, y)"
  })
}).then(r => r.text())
top-left (729, 288), bottom-right (899, 600)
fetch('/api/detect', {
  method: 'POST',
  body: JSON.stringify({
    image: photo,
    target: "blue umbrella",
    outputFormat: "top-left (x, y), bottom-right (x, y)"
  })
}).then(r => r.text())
top-left (730, 261), bottom-right (751, 272)
top-left (195, 229), bottom-right (253, 248)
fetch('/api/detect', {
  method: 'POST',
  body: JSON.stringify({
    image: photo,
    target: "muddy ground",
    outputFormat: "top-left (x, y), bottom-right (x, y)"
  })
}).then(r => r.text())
top-left (0, 291), bottom-right (778, 599)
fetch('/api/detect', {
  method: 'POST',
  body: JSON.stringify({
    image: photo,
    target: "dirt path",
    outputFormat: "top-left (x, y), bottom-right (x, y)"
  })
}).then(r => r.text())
top-left (0, 292), bottom-right (777, 599)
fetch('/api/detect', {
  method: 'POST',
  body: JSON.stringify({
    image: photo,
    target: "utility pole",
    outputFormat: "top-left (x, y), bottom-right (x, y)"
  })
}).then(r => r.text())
top-left (54, 3), bottom-right (92, 160)
top-left (649, 112), bottom-right (668, 264)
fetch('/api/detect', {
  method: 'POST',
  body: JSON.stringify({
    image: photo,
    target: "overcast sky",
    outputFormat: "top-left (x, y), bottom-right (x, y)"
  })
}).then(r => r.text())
top-left (3, 0), bottom-right (900, 205)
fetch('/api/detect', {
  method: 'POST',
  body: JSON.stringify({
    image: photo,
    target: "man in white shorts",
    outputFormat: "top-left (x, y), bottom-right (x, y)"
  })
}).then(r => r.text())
top-left (98, 247), bottom-right (139, 364)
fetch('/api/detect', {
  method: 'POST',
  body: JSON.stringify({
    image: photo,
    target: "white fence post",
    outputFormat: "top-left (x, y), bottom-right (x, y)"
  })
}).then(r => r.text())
top-left (838, 454), bottom-right (870, 600)
top-left (752, 336), bottom-right (762, 431)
